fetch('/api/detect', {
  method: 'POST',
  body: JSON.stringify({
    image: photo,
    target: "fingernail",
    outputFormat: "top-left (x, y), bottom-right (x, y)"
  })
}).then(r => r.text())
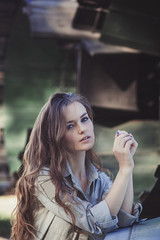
top-left (128, 132), bottom-right (130, 134)
top-left (116, 131), bottom-right (119, 135)
top-left (130, 135), bottom-right (132, 138)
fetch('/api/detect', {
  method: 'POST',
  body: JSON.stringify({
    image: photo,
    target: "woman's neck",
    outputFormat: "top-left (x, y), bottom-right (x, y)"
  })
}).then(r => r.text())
top-left (68, 151), bottom-right (88, 193)
top-left (68, 151), bottom-right (86, 181)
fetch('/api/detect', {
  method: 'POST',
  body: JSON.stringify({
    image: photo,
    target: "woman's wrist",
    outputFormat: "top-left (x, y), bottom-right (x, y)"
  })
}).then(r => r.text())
top-left (119, 165), bottom-right (134, 175)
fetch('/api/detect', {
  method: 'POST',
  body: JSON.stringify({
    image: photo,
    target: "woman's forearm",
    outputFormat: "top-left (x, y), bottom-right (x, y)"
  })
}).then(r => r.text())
top-left (120, 173), bottom-right (134, 214)
top-left (105, 167), bottom-right (133, 216)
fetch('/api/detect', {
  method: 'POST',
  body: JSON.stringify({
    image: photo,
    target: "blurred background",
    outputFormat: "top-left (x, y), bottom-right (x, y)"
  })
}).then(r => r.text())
top-left (0, 0), bottom-right (160, 238)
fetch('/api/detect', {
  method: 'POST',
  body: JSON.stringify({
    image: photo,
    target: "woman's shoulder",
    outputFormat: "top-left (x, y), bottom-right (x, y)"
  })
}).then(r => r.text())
top-left (36, 166), bottom-right (51, 184)
top-left (39, 166), bottom-right (50, 176)
top-left (35, 167), bottom-right (56, 200)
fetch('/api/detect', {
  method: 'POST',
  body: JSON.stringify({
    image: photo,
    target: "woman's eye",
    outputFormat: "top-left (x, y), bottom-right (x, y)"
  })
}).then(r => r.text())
top-left (66, 124), bottom-right (74, 130)
top-left (82, 117), bottom-right (88, 122)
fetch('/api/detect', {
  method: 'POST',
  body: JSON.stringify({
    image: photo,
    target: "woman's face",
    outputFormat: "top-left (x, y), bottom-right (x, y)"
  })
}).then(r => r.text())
top-left (63, 101), bottom-right (95, 154)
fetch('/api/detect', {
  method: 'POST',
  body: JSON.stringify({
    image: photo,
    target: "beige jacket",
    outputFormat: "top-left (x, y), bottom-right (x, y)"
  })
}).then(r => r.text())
top-left (34, 166), bottom-right (142, 240)
top-left (35, 205), bottom-right (89, 240)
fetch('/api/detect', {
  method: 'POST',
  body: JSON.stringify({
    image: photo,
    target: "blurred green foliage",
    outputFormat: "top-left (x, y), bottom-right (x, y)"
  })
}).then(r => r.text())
top-left (4, 6), bottom-right (77, 172)
top-left (0, 215), bottom-right (11, 238)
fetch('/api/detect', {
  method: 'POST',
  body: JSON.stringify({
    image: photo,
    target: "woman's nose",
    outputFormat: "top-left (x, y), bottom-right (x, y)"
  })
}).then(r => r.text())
top-left (78, 123), bottom-right (85, 134)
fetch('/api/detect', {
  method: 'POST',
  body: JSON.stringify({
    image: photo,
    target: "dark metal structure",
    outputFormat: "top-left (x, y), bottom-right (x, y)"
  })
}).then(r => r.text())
top-left (23, 0), bottom-right (160, 125)
top-left (139, 165), bottom-right (160, 219)
top-left (77, 39), bottom-right (160, 126)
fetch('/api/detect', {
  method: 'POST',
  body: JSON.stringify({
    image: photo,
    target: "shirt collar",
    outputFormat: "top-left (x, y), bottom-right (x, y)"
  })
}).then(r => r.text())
top-left (64, 160), bottom-right (98, 183)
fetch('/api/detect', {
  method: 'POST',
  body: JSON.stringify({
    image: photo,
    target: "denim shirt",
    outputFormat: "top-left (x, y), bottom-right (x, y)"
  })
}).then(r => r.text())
top-left (35, 162), bottom-right (141, 240)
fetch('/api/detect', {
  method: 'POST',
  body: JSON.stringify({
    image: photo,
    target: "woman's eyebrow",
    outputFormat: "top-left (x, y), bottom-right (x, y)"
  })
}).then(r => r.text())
top-left (66, 112), bottom-right (87, 124)
top-left (80, 112), bottom-right (87, 119)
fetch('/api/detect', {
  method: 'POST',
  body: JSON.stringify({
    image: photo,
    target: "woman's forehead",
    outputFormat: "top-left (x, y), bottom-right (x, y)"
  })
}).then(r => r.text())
top-left (63, 102), bottom-right (87, 122)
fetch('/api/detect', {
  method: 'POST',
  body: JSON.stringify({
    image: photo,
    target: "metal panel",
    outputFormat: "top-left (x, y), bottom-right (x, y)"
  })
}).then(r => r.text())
top-left (77, 40), bottom-right (159, 124)
top-left (24, 0), bottom-right (101, 39)
top-left (101, 0), bottom-right (160, 56)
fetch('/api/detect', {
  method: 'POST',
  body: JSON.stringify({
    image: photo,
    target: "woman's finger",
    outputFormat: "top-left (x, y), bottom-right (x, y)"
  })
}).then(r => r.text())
top-left (119, 136), bottom-right (134, 149)
top-left (115, 130), bottom-right (132, 138)
top-left (125, 138), bottom-right (135, 150)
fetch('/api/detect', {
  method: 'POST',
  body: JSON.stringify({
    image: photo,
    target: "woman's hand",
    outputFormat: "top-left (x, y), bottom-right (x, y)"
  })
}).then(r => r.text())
top-left (112, 130), bottom-right (138, 170)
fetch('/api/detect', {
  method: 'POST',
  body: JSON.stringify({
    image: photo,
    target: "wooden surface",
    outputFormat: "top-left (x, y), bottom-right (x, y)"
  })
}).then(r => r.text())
top-left (105, 217), bottom-right (160, 240)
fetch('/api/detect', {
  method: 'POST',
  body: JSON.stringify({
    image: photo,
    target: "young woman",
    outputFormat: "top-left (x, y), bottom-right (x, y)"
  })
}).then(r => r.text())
top-left (11, 92), bottom-right (141, 240)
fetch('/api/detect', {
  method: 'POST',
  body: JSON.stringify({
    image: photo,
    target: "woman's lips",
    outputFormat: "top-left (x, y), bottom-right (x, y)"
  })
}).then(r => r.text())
top-left (80, 136), bottom-right (90, 142)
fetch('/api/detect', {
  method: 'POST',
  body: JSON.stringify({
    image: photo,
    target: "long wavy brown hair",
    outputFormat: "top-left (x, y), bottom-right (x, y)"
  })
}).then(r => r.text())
top-left (11, 92), bottom-right (102, 240)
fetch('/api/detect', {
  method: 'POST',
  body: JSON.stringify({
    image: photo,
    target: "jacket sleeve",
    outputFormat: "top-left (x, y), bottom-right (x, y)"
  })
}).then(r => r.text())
top-left (35, 175), bottom-right (119, 235)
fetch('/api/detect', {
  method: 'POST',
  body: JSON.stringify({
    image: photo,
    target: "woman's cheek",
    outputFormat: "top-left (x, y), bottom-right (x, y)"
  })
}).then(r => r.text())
top-left (64, 131), bottom-right (71, 144)
top-left (65, 132), bottom-right (72, 142)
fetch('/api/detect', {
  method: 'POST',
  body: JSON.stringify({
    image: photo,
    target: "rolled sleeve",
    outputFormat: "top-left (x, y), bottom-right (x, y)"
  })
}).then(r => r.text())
top-left (118, 203), bottom-right (143, 227)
